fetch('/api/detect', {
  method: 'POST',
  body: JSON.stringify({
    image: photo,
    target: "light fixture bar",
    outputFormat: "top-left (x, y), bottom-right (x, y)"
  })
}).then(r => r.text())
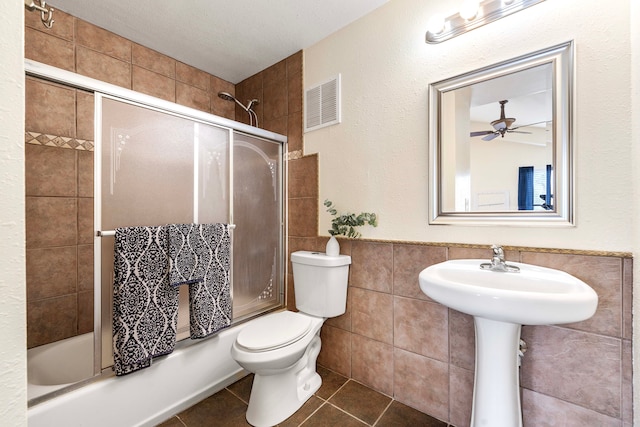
top-left (426, 0), bottom-right (545, 44)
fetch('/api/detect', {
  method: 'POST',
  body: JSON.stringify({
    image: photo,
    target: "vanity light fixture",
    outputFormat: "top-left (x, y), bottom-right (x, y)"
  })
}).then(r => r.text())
top-left (425, 0), bottom-right (545, 44)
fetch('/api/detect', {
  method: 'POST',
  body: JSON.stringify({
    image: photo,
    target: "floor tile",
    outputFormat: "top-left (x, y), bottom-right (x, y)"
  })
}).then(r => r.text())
top-left (279, 396), bottom-right (324, 426)
top-left (316, 366), bottom-right (348, 400)
top-left (177, 389), bottom-right (249, 426)
top-left (300, 403), bottom-right (367, 426)
top-left (227, 374), bottom-right (254, 403)
top-left (328, 380), bottom-right (391, 425)
top-left (376, 401), bottom-right (448, 426)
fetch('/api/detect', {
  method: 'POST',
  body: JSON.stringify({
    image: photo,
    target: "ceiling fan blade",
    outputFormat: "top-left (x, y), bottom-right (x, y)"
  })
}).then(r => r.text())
top-left (470, 130), bottom-right (495, 137)
top-left (482, 133), bottom-right (499, 141)
top-left (506, 130), bottom-right (532, 134)
top-left (510, 120), bottom-right (549, 130)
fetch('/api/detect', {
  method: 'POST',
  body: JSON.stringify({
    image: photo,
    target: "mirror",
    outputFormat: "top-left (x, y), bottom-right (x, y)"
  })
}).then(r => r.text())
top-left (428, 41), bottom-right (574, 226)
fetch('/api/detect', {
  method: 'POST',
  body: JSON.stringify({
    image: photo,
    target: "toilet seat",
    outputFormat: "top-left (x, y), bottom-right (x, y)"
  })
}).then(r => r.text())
top-left (236, 311), bottom-right (312, 352)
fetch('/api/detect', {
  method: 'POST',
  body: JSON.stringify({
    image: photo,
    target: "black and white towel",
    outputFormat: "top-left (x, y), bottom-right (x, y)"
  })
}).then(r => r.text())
top-left (112, 226), bottom-right (179, 376)
top-left (168, 223), bottom-right (232, 339)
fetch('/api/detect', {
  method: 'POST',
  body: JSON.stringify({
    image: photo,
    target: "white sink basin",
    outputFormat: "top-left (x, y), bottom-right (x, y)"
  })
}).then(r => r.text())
top-left (419, 259), bottom-right (598, 325)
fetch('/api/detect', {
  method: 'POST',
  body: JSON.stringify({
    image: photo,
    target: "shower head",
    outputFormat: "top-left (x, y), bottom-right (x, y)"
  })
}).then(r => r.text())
top-left (218, 91), bottom-right (248, 111)
top-left (218, 92), bottom-right (260, 128)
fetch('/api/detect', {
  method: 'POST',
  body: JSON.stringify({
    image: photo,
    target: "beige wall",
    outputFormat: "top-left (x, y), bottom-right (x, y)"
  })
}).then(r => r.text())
top-left (304, 0), bottom-right (632, 253)
top-left (0, 1), bottom-right (26, 425)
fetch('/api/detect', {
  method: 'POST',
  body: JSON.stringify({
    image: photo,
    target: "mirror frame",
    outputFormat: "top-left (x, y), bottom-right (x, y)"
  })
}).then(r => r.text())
top-left (428, 41), bottom-right (574, 226)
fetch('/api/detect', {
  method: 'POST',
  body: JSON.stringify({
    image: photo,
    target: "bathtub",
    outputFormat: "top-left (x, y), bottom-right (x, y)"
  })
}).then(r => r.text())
top-left (28, 322), bottom-right (248, 427)
top-left (28, 333), bottom-right (95, 400)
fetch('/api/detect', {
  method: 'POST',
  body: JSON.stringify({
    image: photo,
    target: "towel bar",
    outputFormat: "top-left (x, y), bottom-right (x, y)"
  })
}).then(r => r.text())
top-left (97, 224), bottom-right (236, 237)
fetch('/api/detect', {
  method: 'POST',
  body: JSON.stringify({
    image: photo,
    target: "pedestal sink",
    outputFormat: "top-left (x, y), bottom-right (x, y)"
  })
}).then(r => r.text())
top-left (419, 259), bottom-right (598, 427)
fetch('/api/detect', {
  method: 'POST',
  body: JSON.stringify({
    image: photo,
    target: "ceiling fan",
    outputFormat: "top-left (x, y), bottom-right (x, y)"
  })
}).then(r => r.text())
top-left (470, 100), bottom-right (532, 141)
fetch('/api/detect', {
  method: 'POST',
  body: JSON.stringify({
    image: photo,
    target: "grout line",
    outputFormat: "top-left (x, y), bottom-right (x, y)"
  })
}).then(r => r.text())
top-left (297, 400), bottom-right (327, 426)
top-left (324, 401), bottom-right (372, 426)
top-left (371, 399), bottom-right (394, 426)
top-left (225, 386), bottom-right (250, 405)
top-left (173, 415), bottom-right (188, 427)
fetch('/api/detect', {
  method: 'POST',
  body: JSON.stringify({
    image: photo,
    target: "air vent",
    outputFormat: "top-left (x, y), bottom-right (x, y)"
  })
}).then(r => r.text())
top-left (304, 74), bottom-right (341, 132)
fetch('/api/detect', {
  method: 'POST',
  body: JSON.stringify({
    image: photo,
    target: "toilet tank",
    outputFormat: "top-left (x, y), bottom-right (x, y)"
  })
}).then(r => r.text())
top-left (291, 251), bottom-right (351, 318)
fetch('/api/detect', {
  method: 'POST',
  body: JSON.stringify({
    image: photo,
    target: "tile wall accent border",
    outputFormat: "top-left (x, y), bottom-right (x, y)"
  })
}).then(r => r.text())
top-left (285, 149), bottom-right (303, 160)
top-left (342, 238), bottom-right (633, 259)
top-left (26, 131), bottom-right (94, 151)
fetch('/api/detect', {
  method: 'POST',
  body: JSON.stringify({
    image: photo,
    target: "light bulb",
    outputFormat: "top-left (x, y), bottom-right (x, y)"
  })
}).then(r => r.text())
top-left (460, 0), bottom-right (480, 20)
top-left (427, 13), bottom-right (446, 35)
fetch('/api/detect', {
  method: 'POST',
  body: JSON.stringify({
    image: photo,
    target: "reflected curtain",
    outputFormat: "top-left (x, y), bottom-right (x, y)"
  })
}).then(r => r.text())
top-left (518, 166), bottom-right (534, 210)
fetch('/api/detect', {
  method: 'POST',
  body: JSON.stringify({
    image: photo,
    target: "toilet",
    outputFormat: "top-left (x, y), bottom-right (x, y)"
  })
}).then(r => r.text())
top-left (231, 250), bottom-right (351, 427)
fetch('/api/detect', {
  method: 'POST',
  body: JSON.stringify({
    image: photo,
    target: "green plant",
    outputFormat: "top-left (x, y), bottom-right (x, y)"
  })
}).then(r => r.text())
top-left (324, 199), bottom-right (378, 238)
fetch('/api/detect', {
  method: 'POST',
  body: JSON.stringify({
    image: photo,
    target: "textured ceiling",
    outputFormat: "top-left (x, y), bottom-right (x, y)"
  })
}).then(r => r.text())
top-left (50, 0), bottom-right (390, 83)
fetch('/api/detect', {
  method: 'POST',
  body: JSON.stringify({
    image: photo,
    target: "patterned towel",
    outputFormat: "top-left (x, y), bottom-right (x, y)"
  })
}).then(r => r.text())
top-left (169, 223), bottom-right (232, 339)
top-left (112, 226), bottom-right (179, 376)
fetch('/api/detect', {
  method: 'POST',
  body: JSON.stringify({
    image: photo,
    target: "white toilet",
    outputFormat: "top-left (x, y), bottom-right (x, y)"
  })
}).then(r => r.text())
top-left (231, 250), bottom-right (351, 427)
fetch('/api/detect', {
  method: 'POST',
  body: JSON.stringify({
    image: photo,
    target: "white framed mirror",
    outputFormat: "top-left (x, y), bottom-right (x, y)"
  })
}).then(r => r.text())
top-left (428, 41), bottom-right (574, 226)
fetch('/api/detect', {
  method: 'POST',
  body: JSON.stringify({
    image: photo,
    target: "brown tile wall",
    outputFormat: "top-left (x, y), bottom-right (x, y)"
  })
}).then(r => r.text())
top-left (25, 5), bottom-right (236, 120)
top-left (24, 5), bottom-right (238, 348)
top-left (25, 76), bottom-right (95, 348)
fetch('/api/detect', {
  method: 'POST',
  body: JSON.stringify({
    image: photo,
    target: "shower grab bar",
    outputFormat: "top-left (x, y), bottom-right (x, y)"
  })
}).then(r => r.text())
top-left (97, 224), bottom-right (236, 237)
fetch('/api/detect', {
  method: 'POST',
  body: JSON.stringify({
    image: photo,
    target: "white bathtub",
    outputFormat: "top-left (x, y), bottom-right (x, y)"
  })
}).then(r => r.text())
top-left (28, 322), bottom-right (248, 427)
top-left (28, 333), bottom-right (95, 400)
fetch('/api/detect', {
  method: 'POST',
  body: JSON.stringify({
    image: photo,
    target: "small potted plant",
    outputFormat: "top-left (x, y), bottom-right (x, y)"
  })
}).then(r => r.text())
top-left (324, 199), bottom-right (378, 255)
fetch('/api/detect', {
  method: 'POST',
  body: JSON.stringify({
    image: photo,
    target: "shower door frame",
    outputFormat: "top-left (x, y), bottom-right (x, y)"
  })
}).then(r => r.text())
top-left (25, 59), bottom-right (287, 388)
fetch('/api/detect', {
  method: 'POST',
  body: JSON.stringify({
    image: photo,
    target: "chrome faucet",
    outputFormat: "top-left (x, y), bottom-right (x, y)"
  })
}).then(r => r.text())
top-left (480, 244), bottom-right (520, 272)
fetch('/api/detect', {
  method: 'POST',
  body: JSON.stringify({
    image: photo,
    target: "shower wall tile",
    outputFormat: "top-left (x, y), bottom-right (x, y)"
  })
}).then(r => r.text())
top-left (287, 110), bottom-right (303, 152)
top-left (27, 295), bottom-right (77, 348)
top-left (351, 334), bottom-right (394, 396)
top-left (26, 246), bottom-right (77, 300)
top-left (288, 197), bottom-right (317, 237)
top-left (210, 77), bottom-right (235, 119)
top-left (26, 77), bottom-right (76, 137)
top-left (25, 144), bottom-right (77, 197)
top-left (77, 151), bottom-right (94, 198)
top-left (394, 296), bottom-right (448, 362)
top-left (76, 91), bottom-right (95, 141)
top-left (522, 389), bottom-right (621, 427)
top-left (176, 82), bottom-right (210, 112)
top-left (176, 62), bottom-right (210, 91)
top-left (25, 27), bottom-right (75, 72)
top-left (132, 43), bottom-right (176, 78)
top-left (521, 252), bottom-right (622, 337)
top-left (25, 6), bottom-right (74, 41)
top-left (350, 287), bottom-right (393, 344)
top-left (263, 59), bottom-right (286, 86)
top-left (520, 325), bottom-right (621, 418)
top-left (75, 19), bottom-right (131, 61)
top-left (264, 78), bottom-right (288, 121)
top-left (265, 116), bottom-right (288, 135)
top-left (287, 53), bottom-right (303, 115)
top-left (77, 197), bottom-right (94, 245)
top-left (394, 348), bottom-right (449, 422)
top-left (76, 46), bottom-right (131, 88)
top-left (318, 324), bottom-right (351, 377)
top-left (26, 196), bottom-right (77, 248)
top-left (393, 244), bottom-right (446, 300)
top-left (77, 244), bottom-right (94, 292)
top-left (77, 290), bottom-right (94, 335)
top-left (350, 241), bottom-right (393, 293)
top-left (288, 155), bottom-right (318, 199)
top-left (132, 65), bottom-right (175, 102)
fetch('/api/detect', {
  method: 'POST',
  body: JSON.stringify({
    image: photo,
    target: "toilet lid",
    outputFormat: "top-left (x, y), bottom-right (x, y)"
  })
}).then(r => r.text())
top-left (236, 311), bottom-right (312, 351)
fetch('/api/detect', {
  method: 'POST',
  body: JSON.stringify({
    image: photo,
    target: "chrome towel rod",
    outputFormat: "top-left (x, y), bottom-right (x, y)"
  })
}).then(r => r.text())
top-left (97, 224), bottom-right (236, 237)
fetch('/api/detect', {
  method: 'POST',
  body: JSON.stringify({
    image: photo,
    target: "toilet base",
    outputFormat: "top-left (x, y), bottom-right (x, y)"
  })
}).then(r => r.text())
top-left (245, 335), bottom-right (322, 427)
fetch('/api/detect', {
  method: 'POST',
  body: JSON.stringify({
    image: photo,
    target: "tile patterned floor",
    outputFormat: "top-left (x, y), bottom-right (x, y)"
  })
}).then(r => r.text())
top-left (157, 366), bottom-right (451, 426)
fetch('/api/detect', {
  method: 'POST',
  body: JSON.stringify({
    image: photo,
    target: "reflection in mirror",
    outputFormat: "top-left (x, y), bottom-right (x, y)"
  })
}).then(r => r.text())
top-left (429, 41), bottom-right (574, 226)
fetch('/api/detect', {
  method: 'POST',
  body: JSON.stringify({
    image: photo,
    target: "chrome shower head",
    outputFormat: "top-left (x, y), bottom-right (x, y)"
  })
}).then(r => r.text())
top-left (217, 91), bottom-right (237, 103)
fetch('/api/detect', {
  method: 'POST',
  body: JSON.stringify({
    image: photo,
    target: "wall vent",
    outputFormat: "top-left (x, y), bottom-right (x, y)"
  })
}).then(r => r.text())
top-left (304, 74), bottom-right (341, 132)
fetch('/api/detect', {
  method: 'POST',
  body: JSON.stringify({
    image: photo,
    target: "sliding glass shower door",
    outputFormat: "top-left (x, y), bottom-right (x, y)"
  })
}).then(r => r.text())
top-left (98, 95), bottom-right (284, 369)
